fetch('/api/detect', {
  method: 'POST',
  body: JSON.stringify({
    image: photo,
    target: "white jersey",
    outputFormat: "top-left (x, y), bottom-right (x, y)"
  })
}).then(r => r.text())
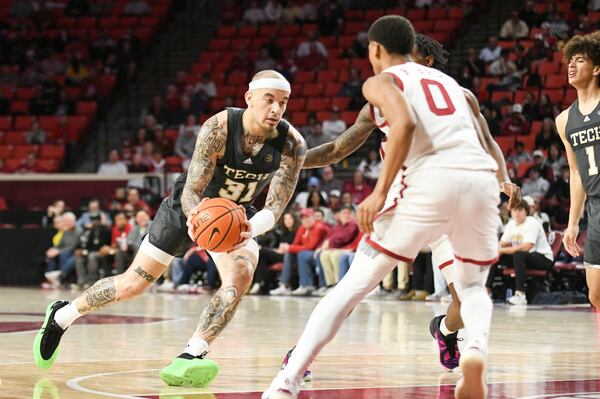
top-left (371, 62), bottom-right (497, 175)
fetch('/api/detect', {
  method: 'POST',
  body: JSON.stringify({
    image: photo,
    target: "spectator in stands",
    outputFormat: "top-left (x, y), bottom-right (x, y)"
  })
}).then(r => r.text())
top-left (164, 85), bottom-right (181, 112)
top-left (229, 47), bottom-right (254, 76)
top-left (529, 36), bottom-right (553, 61)
top-left (74, 213), bottom-right (112, 289)
top-left (134, 128), bottom-right (148, 149)
top-left (547, 164), bottom-right (570, 200)
top-left (128, 152), bottom-right (149, 173)
top-left (513, 44), bottom-right (532, 76)
top-left (532, 148), bottom-right (553, 179)
top-left (301, 0), bottom-right (318, 21)
top-left (317, 3), bottom-right (342, 36)
top-left (151, 150), bottom-right (166, 173)
top-left (276, 47), bottom-right (299, 79)
top-left (464, 47), bottom-right (484, 78)
top-left (255, 48), bottom-right (277, 73)
top-left (25, 120), bottom-right (46, 144)
top-left (114, 210), bottom-right (151, 274)
top-left (357, 149), bottom-right (382, 182)
top-left (301, 113), bottom-right (319, 137)
top-left (165, 247), bottom-right (219, 293)
top-left (260, 34), bottom-right (283, 62)
top-left (486, 200), bottom-right (553, 305)
top-left (282, 1), bottom-right (303, 23)
top-left (124, 0), bottom-right (150, 16)
top-left (77, 198), bottom-right (111, 230)
top-left (500, 11), bottom-right (530, 40)
top-left (140, 142), bottom-right (155, 168)
top-left (488, 49), bottom-right (520, 93)
top-left (10, 0), bottom-right (35, 17)
top-left (251, 210), bottom-right (299, 294)
top-left (264, 0), bottom-right (283, 22)
top-left (243, 0), bottom-right (266, 24)
top-left (535, 93), bottom-right (555, 121)
top-left (54, 90), bottom-right (75, 116)
top-left (270, 208), bottom-right (328, 296)
top-left (544, 192), bottom-right (569, 230)
top-left (294, 176), bottom-right (324, 208)
top-left (175, 114), bottom-right (198, 164)
top-left (508, 141), bottom-right (533, 167)
top-left (170, 95), bottom-right (194, 127)
top-left (124, 188), bottom-right (151, 216)
top-left (305, 123), bottom-right (334, 149)
top-left (146, 96), bottom-right (169, 126)
top-left (339, 67), bottom-right (365, 110)
top-left (320, 166), bottom-right (344, 194)
top-left (65, 0), bottom-right (90, 16)
top-left (519, 0), bottom-right (540, 28)
top-left (109, 187), bottom-right (127, 212)
top-left (545, 13), bottom-right (570, 39)
top-left (98, 149), bottom-right (128, 175)
top-left (501, 104), bottom-right (529, 136)
top-left (546, 143), bottom-right (567, 180)
top-left (318, 205), bottom-right (360, 290)
top-left (16, 153), bottom-right (40, 174)
top-left (65, 56), bottom-right (89, 87)
top-left (479, 36), bottom-right (501, 64)
top-left (322, 107), bottom-right (347, 137)
top-left (522, 164), bottom-right (550, 200)
top-left (525, 195), bottom-right (550, 232)
top-left (42, 199), bottom-right (65, 228)
top-left (340, 191), bottom-right (353, 207)
top-left (344, 170), bottom-right (372, 205)
top-left (220, 0), bottom-right (241, 24)
top-left (327, 189), bottom-right (342, 212)
top-left (194, 73), bottom-right (217, 102)
top-left (44, 212), bottom-right (82, 287)
top-left (297, 31), bottom-right (328, 71)
top-left (521, 92), bottom-right (538, 121)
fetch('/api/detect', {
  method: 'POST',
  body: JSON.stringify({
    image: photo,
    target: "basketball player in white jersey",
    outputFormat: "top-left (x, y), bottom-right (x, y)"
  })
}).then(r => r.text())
top-left (288, 33), bottom-right (520, 374)
top-left (264, 16), bottom-right (499, 399)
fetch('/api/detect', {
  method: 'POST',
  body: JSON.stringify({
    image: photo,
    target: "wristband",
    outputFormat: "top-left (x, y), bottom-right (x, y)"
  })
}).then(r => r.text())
top-left (249, 209), bottom-right (276, 238)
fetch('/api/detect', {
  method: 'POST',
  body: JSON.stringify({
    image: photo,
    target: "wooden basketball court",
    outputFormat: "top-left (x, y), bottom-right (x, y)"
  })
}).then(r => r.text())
top-left (2, 287), bottom-right (600, 398)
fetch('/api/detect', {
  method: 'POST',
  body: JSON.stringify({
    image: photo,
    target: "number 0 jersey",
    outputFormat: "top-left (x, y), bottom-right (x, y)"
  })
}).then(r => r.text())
top-left (370, 62), bottom-right (497, 175)
top-left (566, 99), bottom-right (600, 197)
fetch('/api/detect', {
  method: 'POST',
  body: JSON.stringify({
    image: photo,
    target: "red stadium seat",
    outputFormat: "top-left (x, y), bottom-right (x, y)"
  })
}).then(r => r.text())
top-left (76, 101), bottom-right (98, 116)
top-left (341, 111), bottom-right (359, 125)
top-left (98, 17), bottom-right (118, 28)
top-left (40, 144), bottom-right (65, 159)
top-left (15, 116), bottom-right (35, 130)
top-left (0, 145), bottom-right (13, 158)
top-left (5, 131), bottom-right (25, 145)
top-left (9, 101), bottom-right (29, 115)
top-left (364, 9), bottom-right (385, 22)
top-left (530, 121), bottom-right (543, 136)
top-left (209, 38), bottom-right (229, 51)
top-left (37, 159), bottom-right (59, 173)
top-left (514, 90), bottom-right (537, 104)
top-left (344, 21), bottom-right (364, 35)
top-left (564, 89), bottom-right (577, 106)
top-left (316, 70), bottom-right (338, 83)
top-left (325, 83), bottom-right (342, 96)
top-left (490, 91), bottom-right (514, 103)
top-left (413, 20), bottom-right (434, 33)
top-left (448, 7), bottom-right (465, 19)
top-left (119, 16), bottom-right (138, 28)
top-left (0, 116), bottom-right (12, 130)
top-left (537, 61), bottom-right (559, 76)
top-left (259, 25), bottom-right (278, 37)
top-left (302, 83), bottom-right (324, 97)
top-left (16, 87), bottom-right (35, 100)
top-left (301, 24), bottom-right (318, 35)
top-left (230, 38), bottom-right (251, 50)
top-left (517, 162), bottom-right (534, 179)
top-left (350, 59), bottom-right (370, 69)
top-left (407, 9), bottom-right (426, 20)
top-left (139, 16), bottom-right (159, 28)
top-left (344, 10), bottom-right (364, 21)
top-left (291, 111), bottom-right (308, 126)
top-left (328, 59), bottom-right (349, 70)
top-left (545, 74), bottom-right (568, 89)
top-left (542, 89), bottom-right (564, 103)
top-left (227, 72), bottom-right (248, 86)
top-left (337, 35), bottom-right (355, 49)
top-left (520, 135), bottom-right (536, 153)
top-left (294, 71), bottom-right (315, 84)
top-left (494, 136), bottom-right (515, 156)
top-left (286, 98), bottom-right (306, 113)
top-left (216, 85), bottom-right (236, 99)
top-left (238, 25), bottom-right (257, 37)
top-left (13, 145), bottom-right (39, 159)
top-left (280, 25), bottom-right (300, 37)
top-left (78, 17), bottom-right (96, 28)
top-left (165, 156), bottom-right (183, 172)
top-left (332, 97), bottom-right (350, 110)
top-left (428, 7), bottom-right (447, 19)
top-left (306, 98), bottom-right (331, 112)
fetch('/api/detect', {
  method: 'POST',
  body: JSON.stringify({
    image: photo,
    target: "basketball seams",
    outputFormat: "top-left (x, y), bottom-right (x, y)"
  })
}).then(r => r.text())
top-left (210, 208), bottom-right (236, 251)
top-left (194, 205), bottom-right (233, 237)
top-left (192, 199), bottom-right (248, 252)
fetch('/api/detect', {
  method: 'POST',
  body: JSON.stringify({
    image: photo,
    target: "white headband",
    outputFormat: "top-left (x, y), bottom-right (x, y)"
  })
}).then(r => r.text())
top-left (248, 78), bottom-right (291, 93)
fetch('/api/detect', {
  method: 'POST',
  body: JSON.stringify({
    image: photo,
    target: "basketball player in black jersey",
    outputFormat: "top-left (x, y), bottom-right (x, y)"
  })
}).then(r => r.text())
top-left (33, 70), bottom-right (307, 387)
top-left (556, 32), bottom-right (600, 309)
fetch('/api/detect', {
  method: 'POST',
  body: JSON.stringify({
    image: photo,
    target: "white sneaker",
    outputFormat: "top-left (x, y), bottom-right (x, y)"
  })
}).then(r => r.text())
top-left (157, 281), bottom-right (175, 292)
top-left (291, 286), bottom-right (315, 296)
top-left (44, 271), bottom-right (61, 287)
top-left (262, 370), bottom-right (300, 399)
top-left (440, 294), bottom-right (453, 303)
top-left (508, 291), bottom-right (527, 305)
top-left (249, 282), bottom-right (261, 295)
top-left (425, 293), bottom-right (442, 301)
top-left (176, 283), bottom-right (192, 293)
top-left (269, 285), bottom-right (292, 296)
top-left (313, 286), bottom-right (328, 296)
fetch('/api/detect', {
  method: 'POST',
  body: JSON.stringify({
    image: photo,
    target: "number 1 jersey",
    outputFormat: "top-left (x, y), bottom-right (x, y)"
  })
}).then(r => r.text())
top-left (566, 99), bottom-right (600, 197)
top-left (370, 62), bottom-right (497, 175)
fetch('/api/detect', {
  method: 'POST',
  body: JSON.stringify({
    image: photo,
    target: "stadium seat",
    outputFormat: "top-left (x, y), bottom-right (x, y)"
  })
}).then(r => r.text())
top-left (4, 159), bottom-right (22, 172)
top-left (0, 116), bottom-right (12, 130)
top-left (294, 71), bottom-right (315, 84)
top-left (331, 97), bottom-right (350, 110)
top-left (286, 98), bottom-right (306, 113)
top-left (238, 25), bottom-right (257, 37)
top-left (301, 24), bottom-right (317, 35)
top-left (448, 7), bottom-right (464, 19)
top-left (413, 20), bottom-right (434, 32)
top-left (519, 135), bottom-right (536, 153)
top-left (36, 159), bottom-right (59, 173)
top-left (407, 9), bottom-right (426, 20)
top-left (259, 25), bottom-right (278, 37)
top-left (291, 111), bottom-right (308, 127)
top-left (119, 16), bottom-right (138, 28)
top-left (341, 111), bottom-right (358, 125)
top-left (302, 83), bottom-right (324, 97)
top-left (542, 89), bottom-right (564, 103)
top-left (280, 24), bottom-right (300, 37)
top-left (545, 74), bottom-right (568, 89)
top-left (76, 101), bottom-right (98, 116)
top-left (13, 145), bottom-right (39, 159)
top-left (0, 145), bottom-right (13, 158)
top-left (40, 144), bottom-right (65, 159)
top-left (99, 16), bottom-right (118, 28)
top-left (16, 87), bottom-right (35, 100)
top-left (494, 136), bottom-right (515, 156)
top-left (428, 7), bottom-right (447, 19)
top-left (165, 156), bottom-right (183, 172)
top-left (517, 162), bottom-right (534, 179)
top-left (564, 89), bottom-right (577, 106)
top-left (317, 70), bottom-right (338, 83)
top-left (344, 21), bottom-right (364, 35)
top-left (328, 59), bottom-right (350, 70)
top-left (530, 121), bottom-right (543, 136)
top-left (139, 16), bottom-right (159, 28)
top-left (491, 91), bottom-right (514, 103)
top-left (9, 101), bottom-right (29, 114)
top-left (325, 83), bottom-right (342, 97)
top-left (364, 9), bottom-right (385, 22)
top-left (78, 16), bottom-right (96, 28)
top-left (537, 61), bottom-right (558, 76)
top-left (306, 98), bottom-right (331, 112)
top-left (344, 10), bottom-right (364, 21)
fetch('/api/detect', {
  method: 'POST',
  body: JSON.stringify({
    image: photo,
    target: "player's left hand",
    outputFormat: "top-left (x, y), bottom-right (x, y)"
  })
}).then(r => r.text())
top-left (357, 190), bottom-right (386, 236)
top-left (500, 182), bottom-right (521, 210)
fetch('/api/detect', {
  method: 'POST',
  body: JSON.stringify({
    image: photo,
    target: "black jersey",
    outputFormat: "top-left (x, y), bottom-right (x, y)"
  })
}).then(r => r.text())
top-left (566, 99), bottom-right (600, 197)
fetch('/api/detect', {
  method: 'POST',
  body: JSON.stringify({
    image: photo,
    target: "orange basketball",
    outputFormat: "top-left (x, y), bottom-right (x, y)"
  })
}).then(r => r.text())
top-left (190, 198), bottom-right (247, 253)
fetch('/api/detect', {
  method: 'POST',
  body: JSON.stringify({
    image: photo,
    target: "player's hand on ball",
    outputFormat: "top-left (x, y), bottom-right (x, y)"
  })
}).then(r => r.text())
top-left (186, 198), bottom-right (208, 241)
top-left (230, 207), bottom-right (251, 251)
top-left (563, 225), bottom-right (581, 257)
top-left (500, 182), bottom-right (521, 210)
top-left (357, 190), bottom-right (386, 235)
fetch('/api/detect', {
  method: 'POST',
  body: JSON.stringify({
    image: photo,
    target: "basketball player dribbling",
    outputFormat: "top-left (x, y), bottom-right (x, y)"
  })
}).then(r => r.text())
top-left (264, 17), bottom-right (499, 399)
top-left (556, 32), bottom-right (600, 309)
top-left (33, 70), bottom-right (307, 388)
top-left (280, 33), bottom-right (520, 376)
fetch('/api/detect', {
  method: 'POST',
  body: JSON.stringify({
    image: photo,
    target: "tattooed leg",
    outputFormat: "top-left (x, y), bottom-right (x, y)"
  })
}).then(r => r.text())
top-left (73, 252), bottom-right (166, 315)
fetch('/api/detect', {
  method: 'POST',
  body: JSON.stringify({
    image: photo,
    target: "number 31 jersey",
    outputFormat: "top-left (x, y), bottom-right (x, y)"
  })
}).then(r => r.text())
top-left (370, 62), bottom-right (497, 175)
top-left (203, 107), bottom-right (289, 204)
top-left (566, 99), bottom-right (600, 197)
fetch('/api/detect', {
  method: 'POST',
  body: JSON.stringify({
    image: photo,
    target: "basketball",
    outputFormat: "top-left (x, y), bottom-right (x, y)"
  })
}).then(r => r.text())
top-left (190, 198), bottom-right (247, 253)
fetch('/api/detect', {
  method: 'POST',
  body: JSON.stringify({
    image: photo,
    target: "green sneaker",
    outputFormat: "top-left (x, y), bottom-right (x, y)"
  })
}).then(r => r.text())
top-left (159, 353), bottom-right (219, 387)
top-left (33, 300), bottom-right (69, 369)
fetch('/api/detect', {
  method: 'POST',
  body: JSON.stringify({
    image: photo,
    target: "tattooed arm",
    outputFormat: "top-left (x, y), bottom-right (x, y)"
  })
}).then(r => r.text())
top-left (180, 112), bottom-right (227, 217)
top-left (263, 127), bottom-right (307, 220)
top-left (303, 103), bottom-right (376, 169)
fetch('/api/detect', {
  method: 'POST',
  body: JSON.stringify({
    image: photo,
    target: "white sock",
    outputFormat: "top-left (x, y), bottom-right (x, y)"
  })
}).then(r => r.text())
top-left (458, 285), bottom-right (492, 354)
top-left (54, 302), bottom-right (82, 329)
top-left (185, 337), bottom-right (209, 357)
top-left (440, 316), bottom-right (455, 336)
